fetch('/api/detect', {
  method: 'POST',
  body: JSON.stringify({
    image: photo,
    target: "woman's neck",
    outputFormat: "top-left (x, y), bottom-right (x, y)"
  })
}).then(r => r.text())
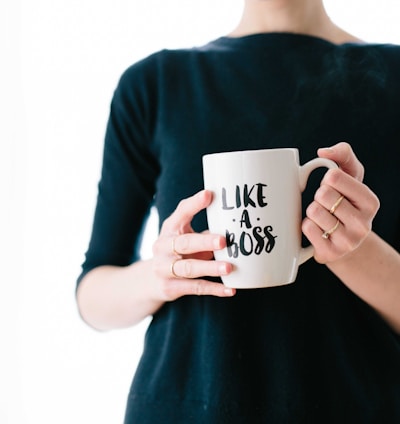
top-left (229, 0), bottom-right (361, 45)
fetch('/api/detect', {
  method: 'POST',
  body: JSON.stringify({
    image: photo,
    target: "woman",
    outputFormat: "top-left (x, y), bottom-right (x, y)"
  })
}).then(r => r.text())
top-left (77, 0), bottom-right (400, 422)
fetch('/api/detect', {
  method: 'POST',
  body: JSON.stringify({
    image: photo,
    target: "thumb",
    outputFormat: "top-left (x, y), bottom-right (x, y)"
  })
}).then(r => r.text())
top-left (318, 142), bottom-right (364, 181)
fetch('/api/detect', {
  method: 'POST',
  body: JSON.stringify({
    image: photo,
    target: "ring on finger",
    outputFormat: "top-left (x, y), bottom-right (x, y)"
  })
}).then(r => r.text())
top-left (329, 195), bottom-right (345, 215)
top-left (322, 218), bottom-right (340, 240)
top-left (170, 258), bottom-right (181, 278)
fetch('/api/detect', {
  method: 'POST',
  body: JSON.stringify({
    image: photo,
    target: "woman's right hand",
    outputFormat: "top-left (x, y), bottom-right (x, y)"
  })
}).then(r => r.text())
top-left (151, 190), bottom-right (236, 301)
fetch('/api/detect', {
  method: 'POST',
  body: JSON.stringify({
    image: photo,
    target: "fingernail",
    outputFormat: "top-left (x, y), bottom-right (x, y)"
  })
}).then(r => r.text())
top-left (319, 146), bottom-right (334, 152)
top-left (213, 237), bottom-right (223, 249)
top-left (224, 288), bottom-right (234, 296)
top-left (219, 263), bottom-right (228, 275)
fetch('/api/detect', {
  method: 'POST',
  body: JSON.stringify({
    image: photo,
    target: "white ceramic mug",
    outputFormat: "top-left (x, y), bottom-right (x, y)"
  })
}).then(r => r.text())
top-left (202, 148), bottom-right (337, 289)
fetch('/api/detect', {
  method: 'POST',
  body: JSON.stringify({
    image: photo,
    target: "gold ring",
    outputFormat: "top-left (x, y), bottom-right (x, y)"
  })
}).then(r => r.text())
top-left (170, 258), bottom-right (180, 278)
top-left (329, 195), bottom-right (345, 215)
top-left (322, 219), bottom-right (340, 239)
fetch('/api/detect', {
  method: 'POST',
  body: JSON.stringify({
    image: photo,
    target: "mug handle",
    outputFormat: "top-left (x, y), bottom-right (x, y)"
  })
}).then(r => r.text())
top-left (298, 158), bottom-right (338, 265)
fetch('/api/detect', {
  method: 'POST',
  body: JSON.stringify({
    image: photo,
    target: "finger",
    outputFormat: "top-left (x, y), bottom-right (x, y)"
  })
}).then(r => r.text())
top-left (162, 190), bottom-right (213, 234)
top-left (305, 200), bottom-right (342, 239)
top-left (304, 200), bottom-right (372, 263)
top-left (313, 185), bottom-right (351, 220)
top-left (303, 212), bottom-right (368, 264)
top-left (174, 233), bottom-right (226, 256)
top-left (307, 190), bottom-right (371, 245)
top-left (302, 217), bottom-right (344, 263)
top-left (319, 169), bottom-right (380, 217)
top-left (318, 142), bottom-right (364, 181)
top-left (172, 258), bottom-right (232, 279)
top-left (154, 233), bottom-right (226, 259)
top-left (164, 278), bottom-right (236, 298)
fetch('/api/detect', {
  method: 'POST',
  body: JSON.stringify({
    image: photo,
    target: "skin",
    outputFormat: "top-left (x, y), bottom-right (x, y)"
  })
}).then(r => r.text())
top-left (229, 0), bottom-right (362, 44)
top-left (77, 1), bottom-right (400, 333)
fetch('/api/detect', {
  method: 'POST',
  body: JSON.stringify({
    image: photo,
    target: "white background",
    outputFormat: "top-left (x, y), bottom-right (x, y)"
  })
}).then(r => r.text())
top-left (2, 1), bottom-right (399, 423)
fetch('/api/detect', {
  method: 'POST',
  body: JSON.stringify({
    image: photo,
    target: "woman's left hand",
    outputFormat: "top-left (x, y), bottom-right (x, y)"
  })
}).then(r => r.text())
top-left (302, 142), bottom-right (380, 264)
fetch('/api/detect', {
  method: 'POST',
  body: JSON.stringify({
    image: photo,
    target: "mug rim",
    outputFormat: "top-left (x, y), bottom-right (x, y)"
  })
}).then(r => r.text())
top-left (202, 147), bottom-right (299, 160)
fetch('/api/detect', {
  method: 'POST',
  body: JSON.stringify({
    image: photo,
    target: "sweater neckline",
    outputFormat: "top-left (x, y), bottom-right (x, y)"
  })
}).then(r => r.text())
top-left (212, 32), bottom-right (367, 49)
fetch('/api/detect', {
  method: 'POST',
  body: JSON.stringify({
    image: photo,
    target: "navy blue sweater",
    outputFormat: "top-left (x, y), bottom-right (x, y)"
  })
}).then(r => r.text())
top-left (79, 33), bottom-right (400, 423)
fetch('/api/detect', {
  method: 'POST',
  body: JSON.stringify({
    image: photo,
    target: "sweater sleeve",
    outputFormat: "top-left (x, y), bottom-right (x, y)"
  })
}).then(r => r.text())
top-left (77, 57), bottom-right (160, 287)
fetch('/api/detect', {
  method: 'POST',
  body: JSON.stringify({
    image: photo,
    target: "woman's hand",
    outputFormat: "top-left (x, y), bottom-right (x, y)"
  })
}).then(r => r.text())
top-left (302, 142), bottom-right (380, 264)
top-left (151, 190), bottom-right (235, 301)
